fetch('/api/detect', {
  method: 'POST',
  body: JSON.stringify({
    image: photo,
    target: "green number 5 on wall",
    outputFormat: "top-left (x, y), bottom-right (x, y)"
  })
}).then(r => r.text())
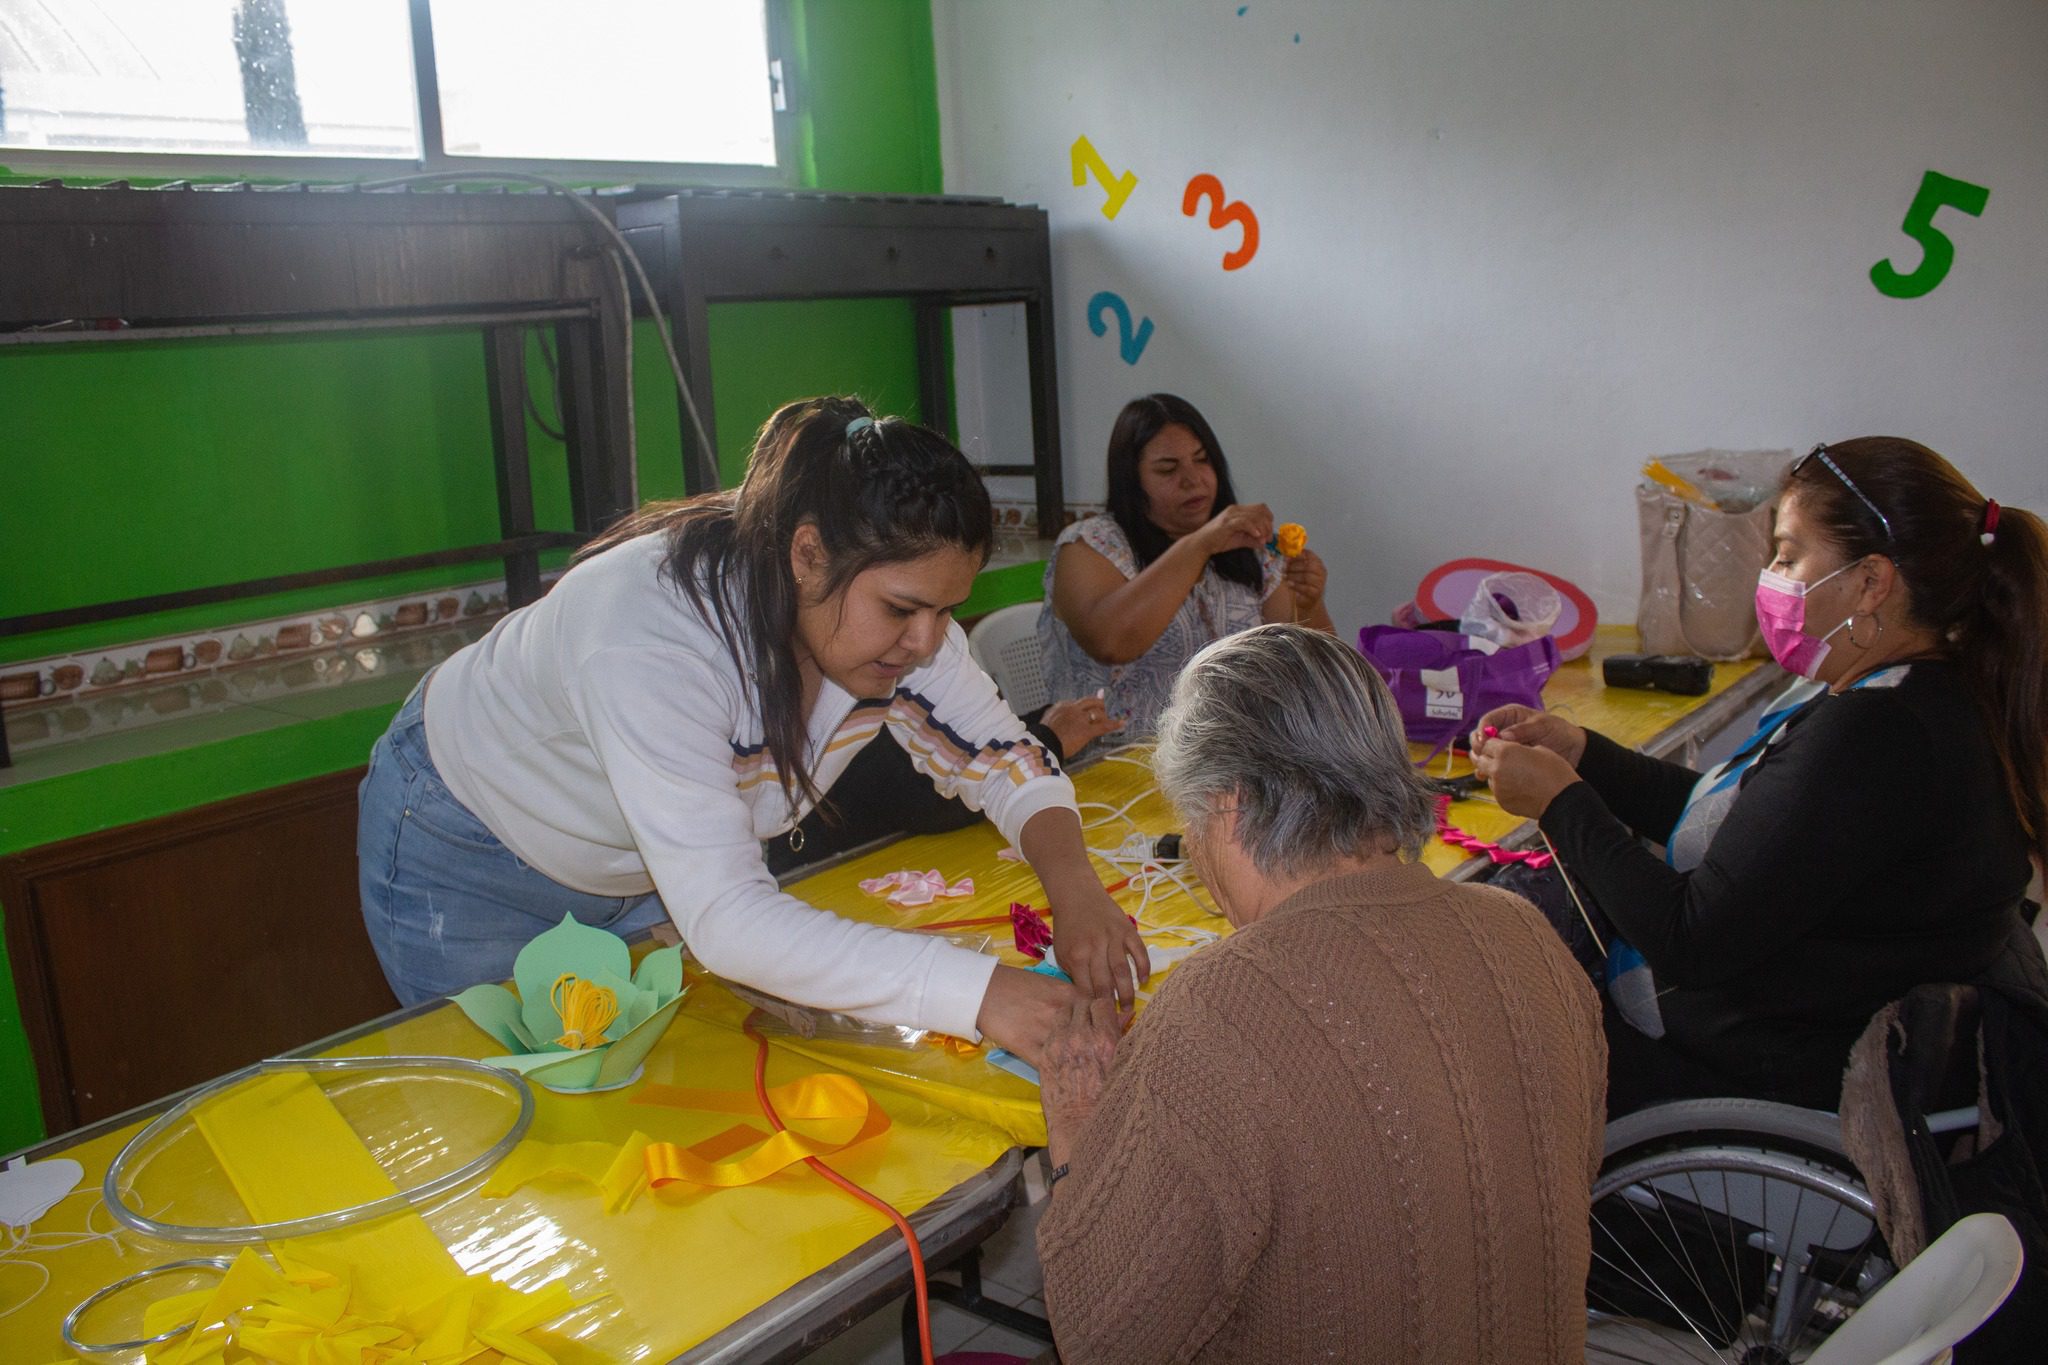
top-left (1870, 170), bottom-right (1990, 299)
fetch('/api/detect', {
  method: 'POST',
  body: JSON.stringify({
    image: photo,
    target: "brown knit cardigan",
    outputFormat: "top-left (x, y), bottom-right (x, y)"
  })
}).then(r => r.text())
top-left (1037, 861), bottom-right (1607, 1364)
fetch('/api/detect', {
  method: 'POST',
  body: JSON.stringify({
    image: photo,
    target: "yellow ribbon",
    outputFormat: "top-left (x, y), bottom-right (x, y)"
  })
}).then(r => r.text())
top-left (633, 1075), bottom-right (891, 1190)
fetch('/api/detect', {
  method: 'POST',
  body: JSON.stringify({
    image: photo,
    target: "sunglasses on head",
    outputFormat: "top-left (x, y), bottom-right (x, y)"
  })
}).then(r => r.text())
top-left (1791, 443), bottom-right (1894, 545)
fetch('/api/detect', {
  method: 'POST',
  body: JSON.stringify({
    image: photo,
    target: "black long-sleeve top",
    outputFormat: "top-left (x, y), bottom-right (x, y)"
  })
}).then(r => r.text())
top-left (1540, 659), bottom-right (2033, 1109)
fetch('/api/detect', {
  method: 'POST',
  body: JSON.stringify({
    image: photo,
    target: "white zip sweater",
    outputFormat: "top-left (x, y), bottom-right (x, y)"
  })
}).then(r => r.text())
top-left (424, 532), bottom-right (1076, 1038)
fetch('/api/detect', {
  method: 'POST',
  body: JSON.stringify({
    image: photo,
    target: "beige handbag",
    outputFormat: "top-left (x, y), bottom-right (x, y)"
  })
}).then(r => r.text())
top-left (1635, 449), bottom-right (1792, 660)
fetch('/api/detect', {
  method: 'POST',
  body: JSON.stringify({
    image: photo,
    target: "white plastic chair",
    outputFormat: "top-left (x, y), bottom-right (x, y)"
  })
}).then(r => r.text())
top-left (967, 602), bottom-right (1050, 714)
top-left (1805, 1212), bottom-right (2024, 1365)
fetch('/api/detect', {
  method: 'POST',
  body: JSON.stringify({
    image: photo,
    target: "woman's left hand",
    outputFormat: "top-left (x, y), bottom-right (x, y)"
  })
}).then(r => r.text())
top-left (1283, 548), bottom-right (1328, 612)
top-left (1472, 738), bottom-right (1581, 818)
top-left (1040, 696), bottom-right (1126, 758)
top-left (1049, 882), bottom-right (1151, 1009)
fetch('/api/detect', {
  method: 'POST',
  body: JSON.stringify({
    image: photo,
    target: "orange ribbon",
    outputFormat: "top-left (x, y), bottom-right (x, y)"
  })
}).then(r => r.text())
top-left (632, 1074), bottom-right (891, 1190)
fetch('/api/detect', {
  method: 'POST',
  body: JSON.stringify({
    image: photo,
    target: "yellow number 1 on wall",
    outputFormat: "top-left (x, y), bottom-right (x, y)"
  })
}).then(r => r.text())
top-left (1070, 135), bottom-right (1138, 220)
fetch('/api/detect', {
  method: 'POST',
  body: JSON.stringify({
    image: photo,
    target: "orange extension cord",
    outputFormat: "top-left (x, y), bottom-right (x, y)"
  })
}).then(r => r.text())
top-left (745, 1021), bottom-right (938, 1365)
top-left (793, 874), bottom-right (1139, 1357)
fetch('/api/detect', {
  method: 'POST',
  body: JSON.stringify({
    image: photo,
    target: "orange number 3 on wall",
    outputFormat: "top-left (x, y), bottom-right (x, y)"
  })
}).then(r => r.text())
top-left (1182, 174), bottom-right (1259, 271)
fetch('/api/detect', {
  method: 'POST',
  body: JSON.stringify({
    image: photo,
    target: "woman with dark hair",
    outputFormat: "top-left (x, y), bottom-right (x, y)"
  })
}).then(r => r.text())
top-left (357, 397), bottom-right (1150, 1058)
top-left (1474, 437), bottom-right (2048, 1115)
top-left (1038, 393), bottom-right (1334, 735)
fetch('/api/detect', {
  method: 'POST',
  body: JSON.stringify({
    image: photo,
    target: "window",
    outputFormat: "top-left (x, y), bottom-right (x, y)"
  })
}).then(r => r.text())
top-left (429, 0), bottom-right (776, 168)
top-left (0, 0), bottom-right (783, 177)
top-left (0, 0), bottom-right (418, 159)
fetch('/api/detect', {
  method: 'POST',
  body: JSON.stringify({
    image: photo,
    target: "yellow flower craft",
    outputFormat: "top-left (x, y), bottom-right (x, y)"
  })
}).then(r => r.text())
top-left (451, 915), bottom-right (687, 1094)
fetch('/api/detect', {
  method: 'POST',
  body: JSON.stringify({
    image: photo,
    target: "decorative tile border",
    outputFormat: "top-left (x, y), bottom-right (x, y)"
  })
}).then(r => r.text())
top-left (1, 621), bottom-right (499, 757)
top-left (990, 498), bottom-right (1103, 535)
top-left (0, 576), bottom-right (551, 709)
top-left (0, 571), bottom-right (557, 756)
top-left (2, 503), bottom-right (1104, 757)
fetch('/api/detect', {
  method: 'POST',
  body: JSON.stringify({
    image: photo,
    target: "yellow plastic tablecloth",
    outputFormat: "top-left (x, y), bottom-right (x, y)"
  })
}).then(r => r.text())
top-left (0, 992), bottom-right (1016, 1363)
top-left (0, 625), bottom-right (1767, 1362)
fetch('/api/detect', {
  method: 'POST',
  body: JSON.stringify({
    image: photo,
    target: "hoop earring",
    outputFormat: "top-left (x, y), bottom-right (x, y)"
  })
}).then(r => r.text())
top-left (1846, 611), bottom-right (1883, 650)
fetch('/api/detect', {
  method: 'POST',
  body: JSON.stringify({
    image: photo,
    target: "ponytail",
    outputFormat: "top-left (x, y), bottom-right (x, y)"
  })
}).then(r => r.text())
top-left (1791, 438), bottom-right (2048, 866)
top-left (1960, 503), bottom-right (2048, 867)
top-left (576, 396), bottom-right (994, 812)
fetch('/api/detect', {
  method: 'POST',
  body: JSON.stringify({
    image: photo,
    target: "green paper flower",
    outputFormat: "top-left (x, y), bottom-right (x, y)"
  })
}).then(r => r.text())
top-left (450, 914), bottom-right (688, 1093)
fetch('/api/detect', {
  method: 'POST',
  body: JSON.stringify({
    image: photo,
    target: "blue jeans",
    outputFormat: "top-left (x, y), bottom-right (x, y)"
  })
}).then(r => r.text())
top-left (357, 680), bottom-right (666, 1007)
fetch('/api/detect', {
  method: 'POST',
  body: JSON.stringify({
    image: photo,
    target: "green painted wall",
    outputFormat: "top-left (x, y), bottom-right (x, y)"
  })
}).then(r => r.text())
top-left (0, 0), bottom-right (946, 1151)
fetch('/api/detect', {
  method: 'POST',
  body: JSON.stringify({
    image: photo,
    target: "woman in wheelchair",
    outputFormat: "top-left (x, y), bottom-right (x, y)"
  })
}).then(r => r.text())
top-left (1474, 437), bottom-right (2048, 1117)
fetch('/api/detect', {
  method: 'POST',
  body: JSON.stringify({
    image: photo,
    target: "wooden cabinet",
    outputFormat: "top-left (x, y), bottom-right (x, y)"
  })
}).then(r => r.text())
top-left (1, 769), bottom-right (399, 1132)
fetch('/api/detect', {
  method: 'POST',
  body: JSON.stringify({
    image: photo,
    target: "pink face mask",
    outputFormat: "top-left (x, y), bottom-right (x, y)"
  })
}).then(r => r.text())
top-left (1754, 564), bottom-right (1854, 678)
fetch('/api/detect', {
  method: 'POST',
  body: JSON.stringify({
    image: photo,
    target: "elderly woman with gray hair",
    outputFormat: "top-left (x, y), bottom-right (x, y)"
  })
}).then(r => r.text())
top-left (1031, 624), bottom-right (1607, 1365)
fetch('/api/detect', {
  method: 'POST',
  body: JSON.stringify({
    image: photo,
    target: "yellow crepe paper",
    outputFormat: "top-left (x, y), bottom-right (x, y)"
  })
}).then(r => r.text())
top-left (1276, 522), bottom-right (1308, 557)
top-left (480, 1132), bottom-right (655, 1214)
top-left (138, 1248), bottom-right (581, 1365)
top-left (157, 1069), bottom-right (586, 1363)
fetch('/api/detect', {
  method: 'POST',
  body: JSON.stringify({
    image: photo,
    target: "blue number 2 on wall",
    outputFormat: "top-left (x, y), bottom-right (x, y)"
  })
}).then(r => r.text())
top-left (1871, 170), bottom-right (1990, 299)
top-left (1088, 291), bottom-right (1154, 365)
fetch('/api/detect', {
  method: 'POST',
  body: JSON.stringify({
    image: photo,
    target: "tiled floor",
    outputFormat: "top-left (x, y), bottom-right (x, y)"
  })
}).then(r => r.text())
top-left (799, 1195), bottom-right (1050, 1365)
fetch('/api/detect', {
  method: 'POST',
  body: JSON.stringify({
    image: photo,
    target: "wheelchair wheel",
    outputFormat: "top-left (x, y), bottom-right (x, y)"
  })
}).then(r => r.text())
top-left (1586, 1100), bottom-right (1893, 1364)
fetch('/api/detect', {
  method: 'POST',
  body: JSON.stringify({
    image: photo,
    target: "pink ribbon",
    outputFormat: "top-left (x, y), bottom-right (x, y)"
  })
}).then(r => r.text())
top-left (1010, 902), bottom-right (1054, 960)
top-left (857, 869), bottom-right (977, 908)
top-left (1433, 796), bottom-right (1553, 869)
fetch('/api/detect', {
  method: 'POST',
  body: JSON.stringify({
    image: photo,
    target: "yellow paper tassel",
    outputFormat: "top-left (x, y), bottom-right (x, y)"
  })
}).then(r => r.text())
top-left (550, 973), bottom-right (620, 1050)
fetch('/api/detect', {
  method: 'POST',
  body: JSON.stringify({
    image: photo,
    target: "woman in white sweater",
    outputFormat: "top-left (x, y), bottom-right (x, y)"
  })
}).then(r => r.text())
top-left (357, 397), bottom-right (1148, 1059)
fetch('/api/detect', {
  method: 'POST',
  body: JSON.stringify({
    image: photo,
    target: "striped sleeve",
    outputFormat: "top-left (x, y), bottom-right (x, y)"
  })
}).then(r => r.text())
top-left (889, 625), bottom-right (1079, 845)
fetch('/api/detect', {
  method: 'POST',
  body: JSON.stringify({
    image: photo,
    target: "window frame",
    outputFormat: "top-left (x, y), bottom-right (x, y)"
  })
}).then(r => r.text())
top-left (0, 0), bottom-right (797, 186)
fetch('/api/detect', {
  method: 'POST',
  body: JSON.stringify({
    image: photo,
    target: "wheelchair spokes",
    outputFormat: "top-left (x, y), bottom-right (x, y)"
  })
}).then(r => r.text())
top-left (1587, 1145), bottom-right (1891, 1363)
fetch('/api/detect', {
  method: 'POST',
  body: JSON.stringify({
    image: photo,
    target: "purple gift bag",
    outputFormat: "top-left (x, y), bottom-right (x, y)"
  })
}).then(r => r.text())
top-left (1357, 625), bottom-right (1561, 752)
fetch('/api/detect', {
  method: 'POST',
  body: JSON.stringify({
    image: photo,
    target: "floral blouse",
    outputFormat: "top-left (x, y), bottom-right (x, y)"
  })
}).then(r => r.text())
top-left (1037, 514), bottom-right (1284, 737)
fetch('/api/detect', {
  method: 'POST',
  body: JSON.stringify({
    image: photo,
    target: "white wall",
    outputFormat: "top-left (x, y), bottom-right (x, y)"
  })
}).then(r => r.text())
top-left (933, 0), bottom-right (2048, 633)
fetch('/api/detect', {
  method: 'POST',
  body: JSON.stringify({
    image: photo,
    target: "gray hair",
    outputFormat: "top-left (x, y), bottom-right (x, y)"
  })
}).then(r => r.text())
top-left (1153, 624), bottom-right (1438, 874)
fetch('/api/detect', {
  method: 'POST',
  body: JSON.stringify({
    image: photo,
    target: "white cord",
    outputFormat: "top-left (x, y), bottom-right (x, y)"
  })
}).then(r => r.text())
top-left (349, 170), bottom-right (719, 495)
top-left (0, 1188), bottom-right (133, 1324)
top-left (1087, 831), bottom-right (1219, 922)
top-left (1073, 745), bottom-right (1227, 932)
top-left (1077, 791), bottom-right (1151, 838)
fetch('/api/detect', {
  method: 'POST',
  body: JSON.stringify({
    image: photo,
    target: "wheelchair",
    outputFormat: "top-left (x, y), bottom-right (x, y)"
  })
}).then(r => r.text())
top-left (1586, 1097), bottom-right (1883, 1363)
top-left (1585, 1096), bottom-right (1985, 1363)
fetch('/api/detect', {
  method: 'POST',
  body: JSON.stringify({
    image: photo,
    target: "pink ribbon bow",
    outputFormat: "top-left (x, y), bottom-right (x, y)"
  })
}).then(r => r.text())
top-left (1433, 795), bottom-right (1554, 869)
top-left (858, 868), bottom-right (977, 908)
top-left (1010, 902), bottom-right (1054, 960)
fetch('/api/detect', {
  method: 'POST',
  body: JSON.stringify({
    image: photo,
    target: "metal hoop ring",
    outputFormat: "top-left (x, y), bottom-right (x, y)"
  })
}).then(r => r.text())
top-left (102, 1055), bottom-right (531, 1244)
top-left (1847, 611), bottom-right (1884, 650)
top-left (61, 1256), bottom-right (236, 1354)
